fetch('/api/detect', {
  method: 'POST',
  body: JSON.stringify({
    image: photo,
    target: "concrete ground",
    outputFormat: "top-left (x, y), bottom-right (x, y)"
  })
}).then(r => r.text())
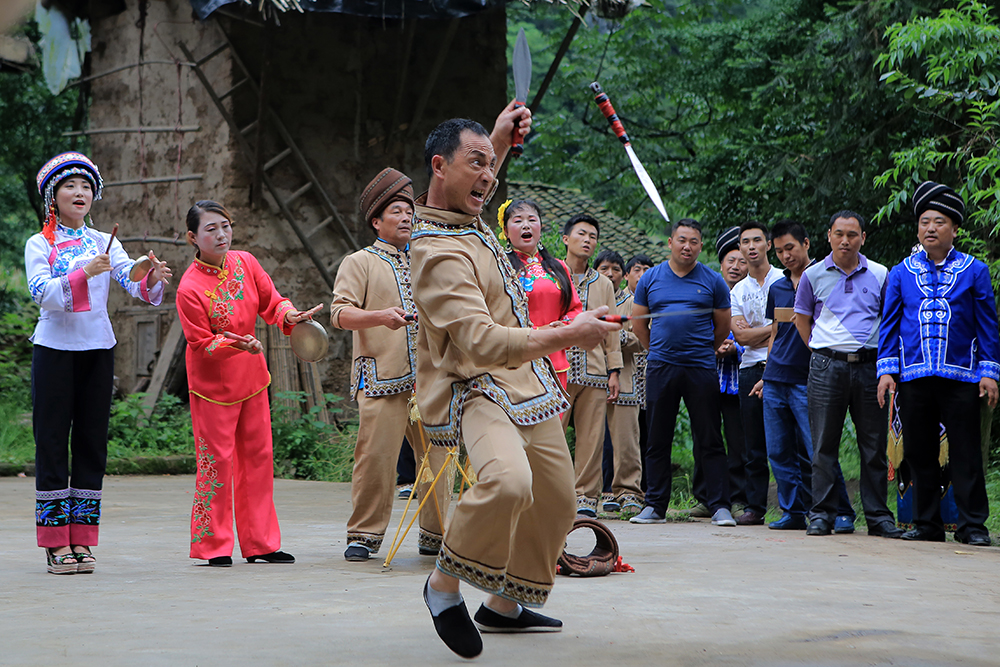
top-left (2, 475), bottom-right (998, 666)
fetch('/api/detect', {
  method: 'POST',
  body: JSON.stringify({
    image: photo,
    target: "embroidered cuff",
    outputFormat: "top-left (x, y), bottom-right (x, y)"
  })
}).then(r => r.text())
top-left (978, 360), bottom-right (1000, 382)
top-left (205, 334), bottom-right (235, 357)
top-left (276, 300), bottom-right (296, 335)
top-left (876, 357), bottom-right (899, 377)
top-left (506, 327), bottom-right (531, 369)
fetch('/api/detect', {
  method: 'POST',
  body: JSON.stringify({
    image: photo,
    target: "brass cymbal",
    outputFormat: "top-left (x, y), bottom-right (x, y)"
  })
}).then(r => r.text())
top-left (289, 319), bottom-right (329, 363)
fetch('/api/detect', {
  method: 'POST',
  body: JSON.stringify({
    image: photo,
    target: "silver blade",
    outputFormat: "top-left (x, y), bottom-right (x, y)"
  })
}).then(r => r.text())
top-left (624, 143), bottom-right (670, 223)
top-left (513, 28), bottom-right (531, 104)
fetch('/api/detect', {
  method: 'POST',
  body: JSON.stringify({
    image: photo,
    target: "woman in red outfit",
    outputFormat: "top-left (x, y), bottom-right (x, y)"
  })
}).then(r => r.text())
top-left (176, 200), bottom-right (321, 567)
top-left (500, 199), bottom-right (582, 389)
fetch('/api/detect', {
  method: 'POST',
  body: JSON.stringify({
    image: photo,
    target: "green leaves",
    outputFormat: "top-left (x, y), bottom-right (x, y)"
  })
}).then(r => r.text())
top-left (874, 0), bottom-right (1000, 273)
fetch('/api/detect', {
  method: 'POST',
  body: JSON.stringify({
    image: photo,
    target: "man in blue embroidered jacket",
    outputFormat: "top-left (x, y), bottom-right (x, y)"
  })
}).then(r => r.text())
top-left (876, 181), bottom-right (999, 546)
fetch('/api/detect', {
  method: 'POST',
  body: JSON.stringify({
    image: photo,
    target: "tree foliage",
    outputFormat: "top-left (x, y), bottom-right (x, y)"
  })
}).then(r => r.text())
top-left (0, 21), bottom-right (87, 268)
top-left (508, 0), bottom-right (951, 263)
top-left (874, 0), bottom-right (1000, 279)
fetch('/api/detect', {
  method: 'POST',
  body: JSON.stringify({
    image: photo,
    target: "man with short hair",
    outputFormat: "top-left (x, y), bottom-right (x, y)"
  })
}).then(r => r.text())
top-left (730, 221), bottom-right (783, 526)
top-left (794, 211), bottom-right (901, 538)
top-left (629, 219), bottom-right (735, 527)
top-left (411, 110), bottom-right (621, 657)
top-left (595, 248), bottom-right (644, 517)
top-left (330, 168), bottom-right (449, 561)
top-left (749, 220), bottom-right (855, 531)
top-left (696, 226), bottom-right (749, 519)
top-left (561, 216), bottom-right (623, 517)
top-left (877, 182), bottom-right (999, 546)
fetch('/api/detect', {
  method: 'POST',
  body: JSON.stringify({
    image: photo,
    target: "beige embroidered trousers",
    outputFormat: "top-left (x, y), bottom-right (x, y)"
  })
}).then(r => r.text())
top-left (437, 397), bottom-right (576, 607)
top-left (347, 391), bottom-right (448, 553)
top-left (607, 403), bottom-right (644, 501)
top-left (561, 384), bottom-right (608, 512)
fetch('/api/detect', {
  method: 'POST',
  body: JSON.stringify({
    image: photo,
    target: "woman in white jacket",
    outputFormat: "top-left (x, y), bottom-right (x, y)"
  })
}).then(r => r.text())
top-left (25, 152), bottom-right (171, 574)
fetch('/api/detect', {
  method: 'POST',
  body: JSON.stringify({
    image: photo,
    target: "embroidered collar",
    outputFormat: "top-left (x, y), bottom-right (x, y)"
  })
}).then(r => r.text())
top-left (414, 195), bottom-right (479, 228)
top-left (194, 254), bottom-right (228, 278)
top-left (57, 223), bottom-right (86, 239)
top-left (914, 245), bottom-right (959, 268)
top-left (374, 238), bottom-right (408, 255)
top-left (514, 249), bottom-right (541, 265)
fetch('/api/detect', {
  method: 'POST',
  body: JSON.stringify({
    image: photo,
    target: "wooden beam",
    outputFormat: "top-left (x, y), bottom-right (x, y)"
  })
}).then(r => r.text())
top-left (530, 10), bottom-right (586, 112)
top-left (141, 315), bottom-right (185, 417)
top-left (62, 125), bottom-right (200, 137)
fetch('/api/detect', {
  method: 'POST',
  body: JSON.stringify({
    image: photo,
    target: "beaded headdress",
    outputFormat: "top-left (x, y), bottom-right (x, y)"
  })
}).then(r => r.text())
top-left (35, 152), bottom-right (104, 245)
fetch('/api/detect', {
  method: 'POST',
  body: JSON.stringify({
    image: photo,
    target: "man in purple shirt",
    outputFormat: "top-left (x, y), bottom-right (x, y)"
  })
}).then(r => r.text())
top-left (793, 211), bottom-right (902, 538)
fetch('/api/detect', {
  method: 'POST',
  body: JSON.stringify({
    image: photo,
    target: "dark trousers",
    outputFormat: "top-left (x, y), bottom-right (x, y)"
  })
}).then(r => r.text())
top-left (396, 438), bottom-right (416, 486)
top-left (32, 345), bottom-right (114, 547)
top-left (898, 377), bottom-right (989, 535)
top-left (638, 408), bottom-right (648, 492)
top-left (739, 363), bottom-right (770, 514)
top-left (806, 354), bottom-right (892, 527)
top-left (644, 361), bottom-right (730, 514)
top-left (693, 392), bottom-right (746, 506)
top-left (602, 422), bottom-right (613, 493)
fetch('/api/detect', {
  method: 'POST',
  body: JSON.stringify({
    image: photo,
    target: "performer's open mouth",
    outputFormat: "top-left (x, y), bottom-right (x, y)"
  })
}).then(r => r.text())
top-left (470, 189), bottom-right (485, 202)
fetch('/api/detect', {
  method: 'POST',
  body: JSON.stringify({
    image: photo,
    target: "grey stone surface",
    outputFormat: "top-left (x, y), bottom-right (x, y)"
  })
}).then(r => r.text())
top-left (2, 474), bottom-right (998, 666)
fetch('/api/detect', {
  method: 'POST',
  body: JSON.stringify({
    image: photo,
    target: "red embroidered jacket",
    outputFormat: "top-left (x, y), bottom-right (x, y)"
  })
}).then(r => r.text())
top-left (176, 251), bottom-right (294, 405)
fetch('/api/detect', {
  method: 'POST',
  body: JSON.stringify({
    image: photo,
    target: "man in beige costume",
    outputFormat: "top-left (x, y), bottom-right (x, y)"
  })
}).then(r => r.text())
top-left (560, 214), bottom-right (623, 516)
top-left (330, 168), bottom-right (448, 562)
top-left (604, 258), bottom-right (648, 516)
top-left (410, 109), bottom-right (620, 658)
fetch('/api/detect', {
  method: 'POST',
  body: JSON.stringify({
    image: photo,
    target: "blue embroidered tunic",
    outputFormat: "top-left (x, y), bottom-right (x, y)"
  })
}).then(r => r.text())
top-left (877, 247), bottom-right (1000, 383)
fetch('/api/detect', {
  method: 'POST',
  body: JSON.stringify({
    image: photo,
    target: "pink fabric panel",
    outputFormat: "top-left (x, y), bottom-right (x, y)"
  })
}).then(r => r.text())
top-left (68, 268), bottom-right (91, 312)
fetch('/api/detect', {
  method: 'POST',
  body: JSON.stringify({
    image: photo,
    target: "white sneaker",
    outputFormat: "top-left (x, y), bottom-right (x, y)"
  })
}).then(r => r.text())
top-left (711, 508), bottom-right (736, 526)
top-left (629, 506), bottom-right (666, 524)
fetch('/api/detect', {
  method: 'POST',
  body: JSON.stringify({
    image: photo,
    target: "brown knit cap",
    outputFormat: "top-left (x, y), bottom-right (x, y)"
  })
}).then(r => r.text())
top-left (360, 168), bottom-right (414, 225)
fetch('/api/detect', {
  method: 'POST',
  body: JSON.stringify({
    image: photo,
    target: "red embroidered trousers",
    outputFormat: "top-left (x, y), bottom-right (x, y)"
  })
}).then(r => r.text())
top-left (189, 391), bottom-right (281, 560)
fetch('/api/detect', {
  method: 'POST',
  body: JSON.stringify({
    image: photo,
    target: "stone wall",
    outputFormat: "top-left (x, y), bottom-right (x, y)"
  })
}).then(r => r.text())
top-left (88, 0), bottom-right (507, 401)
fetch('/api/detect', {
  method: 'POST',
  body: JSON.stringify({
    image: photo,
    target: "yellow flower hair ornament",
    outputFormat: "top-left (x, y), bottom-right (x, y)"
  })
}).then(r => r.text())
top-left (496, 199), bottom-right (512, 242)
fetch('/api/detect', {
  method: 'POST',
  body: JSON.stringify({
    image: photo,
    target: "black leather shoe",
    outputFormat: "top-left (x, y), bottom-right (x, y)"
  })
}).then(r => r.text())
top-left (207, 556), bottom-right (232, 567)
top-left (246, 550), bottom-right (295, 563)
top-left (423, 579), bottom-right (482, 658)
top-left (955, 529), bottom-right (992, 547)
top-left (806, 518), bottom-right (831, 535)
top-left (867, 522), bottom-right (904, 539)
top-left (901, 527), bottom-right (946, 542)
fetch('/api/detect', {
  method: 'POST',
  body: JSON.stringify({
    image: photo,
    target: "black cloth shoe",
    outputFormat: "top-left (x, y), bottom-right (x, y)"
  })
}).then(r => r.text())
top-left (344, 545), bottom-right (370, 562)
top-left (901, 527), bottom-right (946, 542)
top-left (246, 551), bottom-right (295, 563)
top-left (207, 556), bottom-right (232, 567)
top-left (806, 518), bottom-right (831, 536)
top-left (955, 529), bottom-right (992, 547)
top-left (474, 604), bottom-right (563, 633)
top-left (423, 579), bottom-right (482, 659)
top-left (419, 546), bottom-right (440, 556)
top-left (867, 522), bottom-right (904, 539)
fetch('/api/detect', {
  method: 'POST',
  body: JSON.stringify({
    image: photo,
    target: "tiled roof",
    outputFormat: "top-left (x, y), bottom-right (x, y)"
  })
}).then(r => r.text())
top-left (506, 181), bottom-right (669, 265)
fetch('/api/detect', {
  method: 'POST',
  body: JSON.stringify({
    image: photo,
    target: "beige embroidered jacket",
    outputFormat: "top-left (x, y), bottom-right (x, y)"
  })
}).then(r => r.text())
top-left (409, 199), bottom-right (568, 448)
top-left (329, 239), bottom-right (417, 399)
top-left (566, 268), bottom-right (623, 389)
top-left (613, 289), bottom-right (647, 407)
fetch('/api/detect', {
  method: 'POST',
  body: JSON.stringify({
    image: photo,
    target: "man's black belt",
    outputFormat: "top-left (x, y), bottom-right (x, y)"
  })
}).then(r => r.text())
top-left (813, 347), bottom-right (877, 363)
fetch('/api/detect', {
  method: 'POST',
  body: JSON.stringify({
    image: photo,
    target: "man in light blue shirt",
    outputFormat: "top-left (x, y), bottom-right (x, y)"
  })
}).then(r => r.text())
top-left (793, 210), bottom-right (901, 538)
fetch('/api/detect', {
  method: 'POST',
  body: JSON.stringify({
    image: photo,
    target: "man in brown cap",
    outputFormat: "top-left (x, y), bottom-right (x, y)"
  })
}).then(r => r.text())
top-left (330, 167), bottom-right (449, 562)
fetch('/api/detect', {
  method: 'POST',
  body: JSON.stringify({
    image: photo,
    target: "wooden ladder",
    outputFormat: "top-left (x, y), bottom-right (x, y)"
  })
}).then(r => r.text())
top-left (177, 29), bottom-right (361, 290)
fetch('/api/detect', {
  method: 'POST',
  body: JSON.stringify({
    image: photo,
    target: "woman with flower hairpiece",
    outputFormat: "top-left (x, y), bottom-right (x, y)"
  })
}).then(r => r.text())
top-left (500, 199), bottom-right (582, 389)
top-left (25, 152), bottom-right (172, 574)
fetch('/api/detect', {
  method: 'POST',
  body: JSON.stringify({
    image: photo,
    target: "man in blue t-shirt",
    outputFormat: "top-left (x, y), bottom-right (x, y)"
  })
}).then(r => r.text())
top-left (748, 220), bottom-right (856, 531)
top-left (629, 219), bottom-right (736, 526)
